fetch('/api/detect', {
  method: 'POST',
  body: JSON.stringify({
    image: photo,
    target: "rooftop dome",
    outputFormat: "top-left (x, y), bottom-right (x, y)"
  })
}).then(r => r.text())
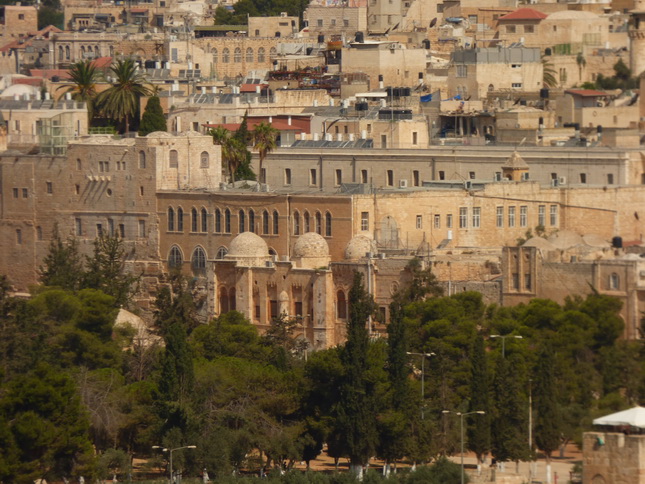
top-left (228, 231), bottom-right (269, 258)
top-left (345, 235), bottom-right (377, 260)
top-left (523, 236), bottom-right (556, 251)
top-left (0, 83), bottom-right (39, 99)
top-left (293, 232), bottom-right (329, 258)
top-left (548, 230), bottom-right (584, 249)
top-left (582, 234), bottom-right (609, 248)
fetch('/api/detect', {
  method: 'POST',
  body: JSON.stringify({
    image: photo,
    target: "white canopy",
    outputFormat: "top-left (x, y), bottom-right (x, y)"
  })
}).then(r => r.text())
top-left (593, 406), bottom-right (645, 428)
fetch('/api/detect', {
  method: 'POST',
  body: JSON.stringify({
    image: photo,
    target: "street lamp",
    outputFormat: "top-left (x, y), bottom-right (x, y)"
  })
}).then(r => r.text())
top-left (406, 351), bottom-right (436, 419)
top-left (490, 334), bottom-right (523, 358)
top-left (442, 410), bottom-right (485, 484)
top-left (153, 445), bottom-right (197, 483)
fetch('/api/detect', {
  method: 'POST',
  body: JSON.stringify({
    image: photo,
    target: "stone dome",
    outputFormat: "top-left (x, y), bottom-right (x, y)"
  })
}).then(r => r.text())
top-left (523, 236), bottom-right (556, 251)
top-left (548, 230), bottom-right (584, 250)
top-left (345, 235), bottom-right (377, 260)
top-left (227, 231), bottom-right (269, 258)
top-left (293, 232), bottom-right (330, 258)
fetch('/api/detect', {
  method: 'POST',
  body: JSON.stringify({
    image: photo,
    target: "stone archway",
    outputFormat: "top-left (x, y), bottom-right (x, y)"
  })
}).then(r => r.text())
top-left (591, 475), bottom-right (606, 484)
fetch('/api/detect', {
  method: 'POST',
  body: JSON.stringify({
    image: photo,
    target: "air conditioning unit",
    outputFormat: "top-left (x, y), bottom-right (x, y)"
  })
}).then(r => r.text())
top-left (399, 179), bottom-right (408, 188)
top-left (559, 176), bottom-right (567, 185)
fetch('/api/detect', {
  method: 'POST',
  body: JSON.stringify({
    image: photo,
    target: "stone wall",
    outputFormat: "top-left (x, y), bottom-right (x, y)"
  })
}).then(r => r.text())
top-left (583, 431), bottom-right (645, 484)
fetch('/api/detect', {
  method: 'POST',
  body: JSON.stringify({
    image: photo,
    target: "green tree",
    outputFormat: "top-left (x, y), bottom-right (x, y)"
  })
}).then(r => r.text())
top-left (39, 225), bottom-right (84, 291)
top-left (253, 121), bottom-right (278, 183)
top-left (83, 233), bottom-right (139, 308)
top-left (56, 60), bottom-right (99, 125)
top-left (138, 95), bottom-right (167, 136)
top-left (467, 334), bottom-right (491, 467)
top-left (95, 58), bottom-right (152, 134)
top-left (542, 56), bottom-right (557, 89)
top-left (335, 272), bottom-right (378, 477)
top-left (533, 344), bottom-right (560, 482)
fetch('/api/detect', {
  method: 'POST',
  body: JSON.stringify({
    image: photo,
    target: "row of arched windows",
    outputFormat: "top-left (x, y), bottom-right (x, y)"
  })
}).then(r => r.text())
top-left (293, 210), bottom-right (332, 237)
top-left (168, 245), bottom-right (228, 272)
top-left (212, 47), bottom-right (276, 64)
top-left (58, 45), bottom-right (100, 61)
top-left (167, 206), bottom-right (280, 235)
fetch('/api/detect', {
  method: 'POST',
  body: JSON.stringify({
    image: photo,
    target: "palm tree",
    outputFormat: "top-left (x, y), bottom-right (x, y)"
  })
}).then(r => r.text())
top-left (95, 58), bottom-right (152, 134)
top-left (576, 52), bottom-right (587, 83)
top-left (211, 126), bottom-right (235, 183)
top-left (542, 56), bottom-right (557, 89)
top-left (253, 122), bottom-right (278, 183)
top-left (57, 59), bottom-right (99, 125)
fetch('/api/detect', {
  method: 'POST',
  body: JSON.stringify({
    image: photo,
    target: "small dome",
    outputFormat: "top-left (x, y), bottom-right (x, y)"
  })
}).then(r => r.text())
top-left (293, 232), bottom-right (329, 258)
top-left (548, 230), bottom-right (584, 250)
top-left (228, 231), bottom-right (269, 257)
top-left (345, 235), bottom-right (377, 260)
top-left (523, 237), bottom-right (556, 251)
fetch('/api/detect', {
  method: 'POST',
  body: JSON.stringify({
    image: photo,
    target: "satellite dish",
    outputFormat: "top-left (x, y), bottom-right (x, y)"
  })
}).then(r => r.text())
top-left (430, 17), bottom-right (437, 28)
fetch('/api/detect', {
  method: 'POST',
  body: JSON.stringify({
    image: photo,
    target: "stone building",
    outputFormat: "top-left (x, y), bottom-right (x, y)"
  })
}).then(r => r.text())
top-left (0, 5), bottom-right (37, 43)
top-left (304, 5), bottom-right (368, 40)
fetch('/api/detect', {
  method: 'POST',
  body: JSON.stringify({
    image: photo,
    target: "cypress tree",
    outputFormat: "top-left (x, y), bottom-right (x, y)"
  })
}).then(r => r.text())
top-left (534, 344), bottom-right (560, 483)
top-left (335, 271), bottom-right (378, 477)
top-left (138, 96), bottom-right (167, 136)
top-left (468, 334), bottom-right (491, 467)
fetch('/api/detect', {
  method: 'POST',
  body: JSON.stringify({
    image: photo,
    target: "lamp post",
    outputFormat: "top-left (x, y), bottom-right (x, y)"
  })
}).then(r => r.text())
top-left (442, 410), bottom-right (485, 484)
top-left (153, 445), bottom-right (197, 483)
top-left (490, 334), bottom-right (523, 358)
top-left (406, 351), bottom-right (436, 419)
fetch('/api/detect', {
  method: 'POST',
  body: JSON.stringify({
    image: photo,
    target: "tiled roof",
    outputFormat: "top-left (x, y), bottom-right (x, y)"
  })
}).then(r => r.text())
top-left (498, 8), bottom-right (548, 21)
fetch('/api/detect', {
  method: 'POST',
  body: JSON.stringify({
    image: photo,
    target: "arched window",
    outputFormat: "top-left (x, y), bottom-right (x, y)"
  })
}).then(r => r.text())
top-left (81, 46), bottom-right (85, 55)
top-left (169, 150), bottom-right (178, 168)
top-left (273, 210), bottom-right (279, 235)
top-left (263, 210), bottom-right (270, 234)
top-left (201, 208), bottom-right (208, 232)
top-left (609, 273), bottom-right (620, 290)
top-left (139, 150), bottom-right (146, 168)
top-left (225, 209), bottom-right (231, 233)
top-left (249, 209), bottom-right (255, 233)
top-left (215, 208), bottom-right (222, 233)
top-left (258, 47), bottom-right (265, 62)
top-left (216, 246), bottom-right (228, 259)
top-left (488, 84), bottom-right (494, 92)
top-left (58, 45), bottom-right (63, 61)
top-left (191, 246), bottom-right (207, 275)
top-left (325, 211), bottom-right (332, 237)
top-left (234, 47), bottom-right (242, 63)
top-left (246, 47), bottom-right (254, 62)
top-left (337, 290), bottom-right (347, 319)
top-left (168, 207), bottom-right (175, 231)
top-left (304, 211), bottom-right (310, 233)
top-left (315, 212), bottom-right (322, 235)
top-left (94, 45), bottom-right (99, 56)
top-left (222, 48), bottom-right (230, 63)
top-left (239, 209), bottom-right (245, 233)
top-left (200, 151), bottom-right (209, 168)
top-left (177, 207), bottom-right (184, 232)
top-left (65, 45), bottom-right (70, 60)
top-left (213, 48), bottom-right (218, 63)
top-left (191, 208), bottom-right (198, 232)
top-left (168, 245), bottom-right (183, 268)
top-left (293, 211), bottom-right (300, 235)
top-left (269, 47), bottom-right (277, 58)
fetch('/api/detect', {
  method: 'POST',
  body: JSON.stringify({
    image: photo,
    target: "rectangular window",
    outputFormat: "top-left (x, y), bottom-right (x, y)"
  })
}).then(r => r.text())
top-left (344, 19), bottom-right (349, 26)
top-left (412, 132), bottom-right (418, 145)
top-left (96, 223), bottom-right (103, 237)
top-left (512, 273), bottom-right (519, 289)
top-left (335, 169), bottom-right (342, 186)
top-left (496, 206), bottom-right (503, 227)
top-left (524, 273), bottom-right (532, 290)
top-left (607, 173), bottom-right (614, 185)
top-left (538, 205), bottom-right (545, 227)
top-left (75, 218), bottom-right (82, 236)
top-left (524, 25), bottom-right (534, 33)
top-left (386, 170), bottom-right (394, 186)
top-left (506, 25), bottom-right (516, 33)
top-left (580, 173), bottom-right (587, 184)
top-left (108, 218), bottom-right (115, 236)
top-left (512, 83), bottom-right (523, 88)
top-left (46, 182), bottom-right (52, 194)
top-left (16, 229), bottom-right (21, 244)
top-left (284, 168), bottom-right (292, 185)
top-left (119, 224), bottom-right (125, 238)
top-left (439, 171), bottom-right (445, 180)
top-left (309, 169), bottom-right (317, 186)
top-left (413, 170), bottom-right (420, 186)
top-left (381, 134), bottom-right (387, 149)
top-left (520, 206), bottom-right (527, 227)
top-left (446, 214), bottom-right (453, 228)
top-left (361, 212), bottom-right (369, 231)
top-left (22, 188), bottom-right (28, 198)
top-left (456, 65), bottom-right (468, 77)
top-left (317, 19), bottom-right (323, 27)
top-left (459, 207), bottom-right (468, 228)
top-left (138, 220), bottom-right (146, 237)
top-left (434, 214), bottom-right (440, 229)
top-left (508, 206), bottom-right (516, 227)
top-left (416, 215), bottom-right (422, 229)
top-left (469, 171), bottom-right (475, 179)
top-left (472, 207), bottom-right (481, 228)
top-left (550, 205), bottom-right (558, 226)
top-left (12, 188), bottom-right (18, 198)
top-left (331, 18), bottom-right (336, 26)
top-left (361, 169), bottom-right (368, 184)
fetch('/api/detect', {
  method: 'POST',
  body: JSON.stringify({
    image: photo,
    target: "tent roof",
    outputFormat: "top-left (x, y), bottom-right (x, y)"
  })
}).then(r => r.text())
top-left (593, 406), bottom-right (645, 428)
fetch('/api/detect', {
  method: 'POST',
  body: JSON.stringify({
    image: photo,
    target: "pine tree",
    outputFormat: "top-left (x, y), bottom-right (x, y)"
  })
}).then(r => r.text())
top-left (138, 96), bottom-right (167, 136)
top-left (468, 334), bottom-right (491, 467)
top-left (534, 344), bottom-right (560, 484)
top-left (39, 225), bottom-right (84, 291)
top-left (335, 271), bottom-right (378, 477)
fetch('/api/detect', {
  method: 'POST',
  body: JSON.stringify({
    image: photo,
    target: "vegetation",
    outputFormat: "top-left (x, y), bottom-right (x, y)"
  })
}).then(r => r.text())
top-left (213, 0), bottom-right (310, 25)
top-left (210, 119), bottom-right (256, 183)
top-left (581, 58), bottom-right (639, 91)
top-left (252, 122), bottom-right (278, 183)
top-left (0, 240), bottom-right (641, 482)
top-left (56, 60), bottom-right (100, 126)
top-left (138, 96), bottom-right (167, 136)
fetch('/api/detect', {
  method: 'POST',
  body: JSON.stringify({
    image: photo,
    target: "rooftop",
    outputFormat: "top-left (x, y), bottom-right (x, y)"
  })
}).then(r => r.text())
top-left (498, 8), bottom-right (548, 21)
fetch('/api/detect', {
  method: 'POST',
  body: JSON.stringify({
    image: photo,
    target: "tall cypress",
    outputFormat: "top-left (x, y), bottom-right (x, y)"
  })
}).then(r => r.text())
top-left (468, 334), bottom-right (491, 465)
top-left (534, 344), bottom-right (560, 482)
top-left (335, 272), bottom-right (378, 476)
